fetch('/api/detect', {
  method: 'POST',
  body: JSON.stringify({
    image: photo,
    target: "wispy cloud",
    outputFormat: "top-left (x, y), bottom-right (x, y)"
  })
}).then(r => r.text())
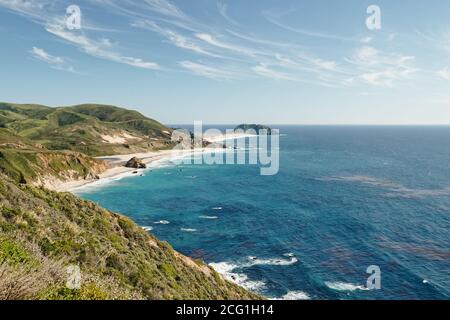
top-left (144, 0), bottom-right (187, 19)
top-left (46, 23), bottom-right (159, 69)
top-left (0, 0), bottom-right (159, 70)
top-left (253, 63), bottom-right (298, 82)
top-left (0, 0), bottom-right (49, 21)
top-left (195, 33), bottom-right (258, 57)
top-left (347, 46), bottom-right (417, 87)
top-left (30, 46), bottom-right (76, 73)
top-left (217, 2), bottom-right (239, 27)
top-left (263, 9), bottom-right (354, 42)
top-left (0, 0), bottom-right (427, 87)
top-left (131, 20), bottom-right (220, 57)
top-left (437, 67), bottom-right (450, 80)
top-left (179, 60), bottom-right (234, 79)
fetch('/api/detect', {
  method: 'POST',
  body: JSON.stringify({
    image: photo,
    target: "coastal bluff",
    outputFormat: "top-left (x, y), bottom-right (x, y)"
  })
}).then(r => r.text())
top-left (0, 103), bottom-right (261, 300)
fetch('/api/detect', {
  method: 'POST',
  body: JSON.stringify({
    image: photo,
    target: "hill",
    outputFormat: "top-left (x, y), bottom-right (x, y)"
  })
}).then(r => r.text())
top-left (0, 173), bottom-right (260, 300)
top-left (0, 103), bottom-right (174, 156)
top-left (0, 128), bottom-right (107, 187)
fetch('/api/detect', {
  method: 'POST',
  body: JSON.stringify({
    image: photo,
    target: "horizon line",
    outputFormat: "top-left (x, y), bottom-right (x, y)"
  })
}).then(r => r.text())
top-left (169, 123), bottom-right (450, 126)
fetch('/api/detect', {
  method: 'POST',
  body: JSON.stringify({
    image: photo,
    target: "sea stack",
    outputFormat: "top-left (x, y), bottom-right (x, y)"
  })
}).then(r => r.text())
top-left (234, 124), bottom-right (272, 135)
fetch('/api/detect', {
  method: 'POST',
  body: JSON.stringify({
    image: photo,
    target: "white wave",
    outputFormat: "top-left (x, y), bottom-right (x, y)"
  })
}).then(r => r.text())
top-left (142, 226), bottom-right (153, 231)
top-left (212, 207), bottom-right (223, 210)
top-left (209, 262), bottom-right (266, 292)
top-left (283, 253), bottom-right (295, 258)
top-left (74, 148), bottom-right (219, 193)
top-left (325, 281), bottom-right (369, 291)
top-left (245, 256), bottom-right (298, 267)
top-left (181, 228), bottom-right (197, 232)
top-left (199, 215), bottom-right (218, 219)
top-left (72, 170), bottom-right (134, 193)
top-left (154, 220), bottom-right (170, 225)
top-left (277, 291), bottom-right (311, 300)
top-left (209, 254), bottom-right (298, 293)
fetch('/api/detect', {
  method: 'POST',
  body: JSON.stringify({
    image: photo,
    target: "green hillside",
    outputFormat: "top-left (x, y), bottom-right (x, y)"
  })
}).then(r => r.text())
top-left (0, 103), bottom-right (258, 300)
top-left (0, 174), bottom-right (259, 300)
top-left (0, 128), bottom-right (106, 186)
top-left (0, 103), bottom-right (174, 156)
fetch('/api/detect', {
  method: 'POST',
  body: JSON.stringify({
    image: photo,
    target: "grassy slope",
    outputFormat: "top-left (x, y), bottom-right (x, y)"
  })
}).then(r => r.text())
top-left (0, 103), bottom-right (259, 300)
top-left (0, 174), bottom-right (260, 300)
top-left (0, 103), bottom-right (174, 156)
top-left (0, 102), bottom-right (176, 185)
top-left (0, 128), bottom-right (107, 185)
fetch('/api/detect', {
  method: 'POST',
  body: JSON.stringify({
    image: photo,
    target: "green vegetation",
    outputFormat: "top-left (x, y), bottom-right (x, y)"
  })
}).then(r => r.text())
top-left (0, 140), bottom-right (106, 185)
top-left (0, 174), bottom-right (260, 300)
top-left (0, 102), bottom-right (176, 186)
top-left (0, 102), bottom-right (259, 300)
top-left (0, 102), bottom-right (174, 156)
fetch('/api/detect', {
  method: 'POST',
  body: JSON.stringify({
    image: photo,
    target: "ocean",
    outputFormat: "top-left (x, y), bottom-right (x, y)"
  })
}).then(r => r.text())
top-left (76, 126), bottom-right (450, 300)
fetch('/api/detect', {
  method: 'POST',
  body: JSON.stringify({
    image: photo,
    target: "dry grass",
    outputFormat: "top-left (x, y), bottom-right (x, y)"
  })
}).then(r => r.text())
top-left (0, 237), bottom-right (65, 300)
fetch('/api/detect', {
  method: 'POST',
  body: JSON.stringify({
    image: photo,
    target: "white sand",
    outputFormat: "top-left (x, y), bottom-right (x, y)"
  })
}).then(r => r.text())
top-left (54, 132), bottom-right (254, 193)
top-left (203, 132), bottom-right (257, 143)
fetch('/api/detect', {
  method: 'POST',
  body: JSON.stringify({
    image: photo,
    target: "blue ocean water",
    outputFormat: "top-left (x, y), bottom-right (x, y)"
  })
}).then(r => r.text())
top-left (77, 126), bottom-right (450, 300)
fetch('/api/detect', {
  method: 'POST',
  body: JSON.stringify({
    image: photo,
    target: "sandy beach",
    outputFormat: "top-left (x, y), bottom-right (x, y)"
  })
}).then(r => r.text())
top-left (54, 132), bottom-right (255, 193)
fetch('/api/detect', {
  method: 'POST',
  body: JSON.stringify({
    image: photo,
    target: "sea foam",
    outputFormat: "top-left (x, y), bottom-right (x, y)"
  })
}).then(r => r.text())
top-left (276, 291), bottom-right (311, 300)
top-left (245, 256), bottom-right (298, 267)
top-left (154, 220), bottom-right (170, 225)
top-left (325, 281), bottom-right (369, 292)
top-left (199, 215), bottom-right (219, 219)
top-left (209, 262), bottom-right (266, 292)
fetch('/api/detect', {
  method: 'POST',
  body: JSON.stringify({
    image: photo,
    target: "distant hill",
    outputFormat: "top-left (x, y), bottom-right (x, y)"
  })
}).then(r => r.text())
top-left (0, 103), bottom-right (174, 156)
top-left (0, 173), bottom-right (260, 300)
top-left (234, 124), bottom-right (272, 135)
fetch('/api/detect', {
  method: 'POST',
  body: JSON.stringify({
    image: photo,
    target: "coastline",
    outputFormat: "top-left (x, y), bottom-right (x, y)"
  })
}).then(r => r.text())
top-left (52, 132), bottom-right (255, 193)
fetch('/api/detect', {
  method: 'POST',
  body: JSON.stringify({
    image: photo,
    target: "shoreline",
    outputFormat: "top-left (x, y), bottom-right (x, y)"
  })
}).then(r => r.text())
top-left (53, 132), bottom-right (255, 193)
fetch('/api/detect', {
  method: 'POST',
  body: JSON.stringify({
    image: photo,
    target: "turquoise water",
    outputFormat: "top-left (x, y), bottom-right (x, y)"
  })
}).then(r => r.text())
top-left (77, 126), bottom-right (450, 300)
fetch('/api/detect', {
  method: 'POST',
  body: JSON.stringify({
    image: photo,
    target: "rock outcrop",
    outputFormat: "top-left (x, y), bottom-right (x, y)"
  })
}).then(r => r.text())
top-left (234, 124), bottom-right (272, 135)
top-left (125, 157), bottom-right (147, 169)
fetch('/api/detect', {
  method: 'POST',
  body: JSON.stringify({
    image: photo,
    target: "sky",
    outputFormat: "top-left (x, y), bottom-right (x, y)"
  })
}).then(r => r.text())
top-left (1, 0), bottom-right (450, 125)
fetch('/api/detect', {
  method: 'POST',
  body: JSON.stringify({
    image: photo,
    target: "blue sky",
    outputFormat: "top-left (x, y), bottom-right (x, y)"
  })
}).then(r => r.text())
top-left (1, 0), bottom-right (450, 124)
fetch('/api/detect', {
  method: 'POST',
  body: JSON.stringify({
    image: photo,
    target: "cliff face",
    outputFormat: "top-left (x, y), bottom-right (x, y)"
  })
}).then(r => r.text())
top-left (0, 174), bottom-right (260, 300)
top-left (0, 127), bottom-right (107, 188)
top-left (0, 148), bottom-right (107, 188)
